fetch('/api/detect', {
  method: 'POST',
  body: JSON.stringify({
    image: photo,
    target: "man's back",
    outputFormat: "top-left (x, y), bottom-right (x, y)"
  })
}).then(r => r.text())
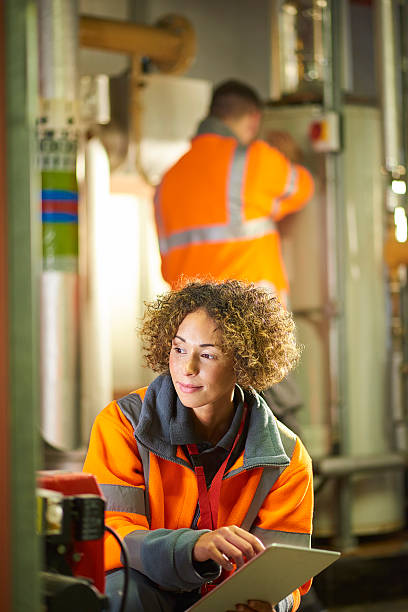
top-left (154, 116), bottom-right (314, 299)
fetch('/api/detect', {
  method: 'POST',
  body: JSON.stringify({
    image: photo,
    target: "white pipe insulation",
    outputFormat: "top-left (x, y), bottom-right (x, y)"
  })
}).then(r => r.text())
top-left (38, 0), bottom-right (80, 450)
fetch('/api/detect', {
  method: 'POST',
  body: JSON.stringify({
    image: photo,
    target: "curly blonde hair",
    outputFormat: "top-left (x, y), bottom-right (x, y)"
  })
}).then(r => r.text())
top-left (140, 280), bottom-right (300, 390)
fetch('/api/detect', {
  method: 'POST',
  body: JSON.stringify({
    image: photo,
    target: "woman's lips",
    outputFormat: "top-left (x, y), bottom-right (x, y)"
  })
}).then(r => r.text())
top-left (178, 382), bottom-right (203, 393)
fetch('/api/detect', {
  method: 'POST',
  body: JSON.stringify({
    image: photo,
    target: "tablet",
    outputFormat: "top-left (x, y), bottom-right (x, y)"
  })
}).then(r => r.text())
top-left (186, 543), bottom-right (340, 611)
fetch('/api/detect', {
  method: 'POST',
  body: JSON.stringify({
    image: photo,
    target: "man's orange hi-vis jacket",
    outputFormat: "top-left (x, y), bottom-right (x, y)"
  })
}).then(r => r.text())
top-left (83, 375), bottom-right (313, 611)
top-left (154, 118), bottom-right (314, 300)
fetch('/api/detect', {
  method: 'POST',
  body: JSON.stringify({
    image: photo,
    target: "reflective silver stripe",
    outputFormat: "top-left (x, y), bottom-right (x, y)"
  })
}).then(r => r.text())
top-left (117, 394), bottom-right (152, 527)
top-left (277, 592), bottom-right (294, 612)
top-left (241, 423), bottom-right (299, 532)
top-left (228, 145), bottom-right (248, 223)
top-left (153, 184), bottom-right (165, 236)
top-left (158, 145), bottom-right (277, 255)
top-left (280, 165), bottom-right (298, 200)
top-left (136, 443), bottom-right (151, 526)
top-left (250, 526), bottom-right (311, 548)
top-left (159, 216), bottom-right (277, 254)
top-left (272, 165), bottom-right (299, 217)
top-left (240, 466), bottom-right (287, 531)
top-left (100, 483), bottom-right (146, 515)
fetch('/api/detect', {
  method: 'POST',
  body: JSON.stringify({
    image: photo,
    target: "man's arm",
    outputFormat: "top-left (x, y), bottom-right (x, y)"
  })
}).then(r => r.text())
top-left (246, 139), bottom-right (314, 222)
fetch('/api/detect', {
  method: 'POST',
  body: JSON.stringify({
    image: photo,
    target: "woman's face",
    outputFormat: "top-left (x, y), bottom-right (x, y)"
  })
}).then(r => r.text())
top-left (169, 308), bottom-right (236, 412)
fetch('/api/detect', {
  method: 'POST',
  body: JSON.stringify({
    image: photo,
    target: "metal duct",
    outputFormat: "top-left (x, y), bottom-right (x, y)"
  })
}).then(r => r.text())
top-left (38, 0), bottom-right (80, 450)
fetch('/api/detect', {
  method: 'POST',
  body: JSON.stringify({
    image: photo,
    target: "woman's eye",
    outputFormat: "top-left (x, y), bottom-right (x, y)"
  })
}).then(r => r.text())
top-left (202, 353), bottom-right (215, 360)
top-left (173, 346), bottom-right (184, 354)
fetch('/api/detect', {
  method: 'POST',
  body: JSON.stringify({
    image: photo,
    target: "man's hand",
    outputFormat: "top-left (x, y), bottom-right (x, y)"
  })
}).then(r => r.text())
top-left (265, 130), bottom-right (302, 164)
top-left (193, 525), bottom-right (265, 571)
top-left (226, 601), bottom-right (276, 612)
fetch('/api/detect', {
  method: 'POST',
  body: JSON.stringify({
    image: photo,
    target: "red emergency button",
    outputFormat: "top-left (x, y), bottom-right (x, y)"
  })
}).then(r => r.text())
top-left (309, 121), bottom-right (322, 141)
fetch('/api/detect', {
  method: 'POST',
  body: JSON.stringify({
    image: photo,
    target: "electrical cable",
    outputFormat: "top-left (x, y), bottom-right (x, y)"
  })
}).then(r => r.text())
top-left (105, 525), bottom-right (130, 612)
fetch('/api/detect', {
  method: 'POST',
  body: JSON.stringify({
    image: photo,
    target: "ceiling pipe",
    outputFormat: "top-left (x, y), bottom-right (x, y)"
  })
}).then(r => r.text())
top-left (79, 14), bottom-right (196, 75)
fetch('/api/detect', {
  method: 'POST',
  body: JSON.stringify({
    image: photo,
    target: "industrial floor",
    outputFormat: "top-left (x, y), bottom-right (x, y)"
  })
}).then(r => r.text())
top-left (328, 601), bottom-right (408, 611)
top-left (302, 531), bottom-right (408, 612)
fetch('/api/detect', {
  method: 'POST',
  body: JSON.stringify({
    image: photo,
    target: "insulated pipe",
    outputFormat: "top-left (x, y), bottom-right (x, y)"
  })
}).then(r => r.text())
top-left (322, 0), bottom-right (346, 452)
top-left (374, 0), bottom-right (404, 174)
top-left (315, 452), bottom-right (407, 477)
top-left (79, 14), bottom-right (196, 75)
top-left (38, 0), bottom-right (80, 451)
top-left (316, 451), bottom-right (407, 551)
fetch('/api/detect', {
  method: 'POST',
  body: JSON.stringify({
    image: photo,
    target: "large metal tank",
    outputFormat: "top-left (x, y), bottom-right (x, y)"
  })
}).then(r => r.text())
top-left (261, 104), bottom-right (405, 535)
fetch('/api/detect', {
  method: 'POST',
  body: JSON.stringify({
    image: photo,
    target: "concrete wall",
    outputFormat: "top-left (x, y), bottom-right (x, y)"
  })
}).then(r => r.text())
top-left (81, 1), bottom-right (377, 103)
top-left (142, 0), bottom-right (271, 97)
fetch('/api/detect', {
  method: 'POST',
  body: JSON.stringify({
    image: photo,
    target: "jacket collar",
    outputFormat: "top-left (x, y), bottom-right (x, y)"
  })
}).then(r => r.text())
top-left (195, 116), bottom-right (238, 140)
top-left (134, 374), bottom-right (290, 469)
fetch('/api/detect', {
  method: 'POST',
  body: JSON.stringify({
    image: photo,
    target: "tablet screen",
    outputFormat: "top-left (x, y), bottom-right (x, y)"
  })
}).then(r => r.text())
top-left (186, 543), bottom-right (340, 612)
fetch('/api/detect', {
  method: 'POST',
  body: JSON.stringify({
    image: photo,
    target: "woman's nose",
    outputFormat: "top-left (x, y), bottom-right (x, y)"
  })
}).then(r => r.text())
top-left (185, 355), bottom-right (199, 375)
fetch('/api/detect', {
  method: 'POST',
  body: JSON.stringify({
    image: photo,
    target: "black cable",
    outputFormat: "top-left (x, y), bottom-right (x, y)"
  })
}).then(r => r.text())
top-left (105, 525), bottom-right (130, 612)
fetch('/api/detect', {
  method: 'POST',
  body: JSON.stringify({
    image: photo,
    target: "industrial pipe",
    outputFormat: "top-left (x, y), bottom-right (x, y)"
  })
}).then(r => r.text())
top-left (315, 452), bottom-right (407, 477)
top-left (315, 451), bottom-right (407, 551)
top-left (79, 14), bottom-right (196, 75)
top-left (374, 0), bottom-right (404, 175)
top-left (39, 0), bottom-right (80, 451)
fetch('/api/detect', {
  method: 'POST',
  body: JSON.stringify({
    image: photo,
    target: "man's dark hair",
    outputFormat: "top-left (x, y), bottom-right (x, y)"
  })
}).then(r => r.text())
top-left (209, 80), bottom-right (263, 120)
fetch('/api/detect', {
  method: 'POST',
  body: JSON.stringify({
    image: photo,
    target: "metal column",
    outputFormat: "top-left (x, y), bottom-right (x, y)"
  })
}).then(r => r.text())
top-left (0, 2), bottom-right (11, 610)
top-left (5, 0), bottom-right (41, 611)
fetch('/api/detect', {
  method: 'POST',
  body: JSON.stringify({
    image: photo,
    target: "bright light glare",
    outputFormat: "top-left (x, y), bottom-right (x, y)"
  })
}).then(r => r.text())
top-left (394, 206), bottom-right (408, 243)
top-left (283, 3), bottom-right (297, 15)
top-left (392, 180), bottom-right (407, 195)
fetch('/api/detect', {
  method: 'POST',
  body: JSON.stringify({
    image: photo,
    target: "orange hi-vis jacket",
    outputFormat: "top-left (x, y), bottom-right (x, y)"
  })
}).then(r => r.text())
top-left (154, 118), bottom-right (314, 298)
top-left (83, 375), bottom-right (313, 611)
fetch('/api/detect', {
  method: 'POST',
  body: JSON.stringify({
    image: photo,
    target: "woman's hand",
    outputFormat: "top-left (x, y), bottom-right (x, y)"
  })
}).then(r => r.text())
top-left (227, 601), bottom-right (276, 612)
top-left (193, 525), bottom-right (265, 571)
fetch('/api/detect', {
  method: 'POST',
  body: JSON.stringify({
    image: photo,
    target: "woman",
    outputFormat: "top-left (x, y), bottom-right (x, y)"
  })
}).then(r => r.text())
top-left (83, 280), bottom-right (313, 612)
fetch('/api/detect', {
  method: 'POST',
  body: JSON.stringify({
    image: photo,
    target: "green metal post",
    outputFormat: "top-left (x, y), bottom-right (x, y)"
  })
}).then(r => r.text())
top-left (5, 1), bottom-right (41, 610)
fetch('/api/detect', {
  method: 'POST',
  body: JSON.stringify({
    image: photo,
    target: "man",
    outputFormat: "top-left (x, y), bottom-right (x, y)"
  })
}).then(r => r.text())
top-left (153, 79), bottom-right (314, 307)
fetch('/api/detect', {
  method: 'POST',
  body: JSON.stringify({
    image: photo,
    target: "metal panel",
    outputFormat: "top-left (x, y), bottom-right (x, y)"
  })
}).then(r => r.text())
top-left (262, 103), bottom-right (404, 535)
top-left (343, 105), bottom-right (403, 534)
top-left (262, 104), bottom-right (331, 455)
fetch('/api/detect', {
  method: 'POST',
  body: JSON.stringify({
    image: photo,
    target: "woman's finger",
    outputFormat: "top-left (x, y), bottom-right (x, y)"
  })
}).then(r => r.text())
top-left (193, 525), bottom-right (265, 568)
top-left (211, 536), bottom-right (249, 568)
top-left (217, 526), bottom-right (265, 560)
top-left (246, 599), bottom-right (273, 611)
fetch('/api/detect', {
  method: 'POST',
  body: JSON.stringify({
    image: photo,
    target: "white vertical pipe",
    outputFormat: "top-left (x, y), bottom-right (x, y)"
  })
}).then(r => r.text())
top-left (374, 0), bottom-right (404, 173)
top-left (39, 0), bottom-right (78, 101)
top-left (80, 138), bottom-right (113, 443)
top-left (38, 0), bottom-right (80, 450)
